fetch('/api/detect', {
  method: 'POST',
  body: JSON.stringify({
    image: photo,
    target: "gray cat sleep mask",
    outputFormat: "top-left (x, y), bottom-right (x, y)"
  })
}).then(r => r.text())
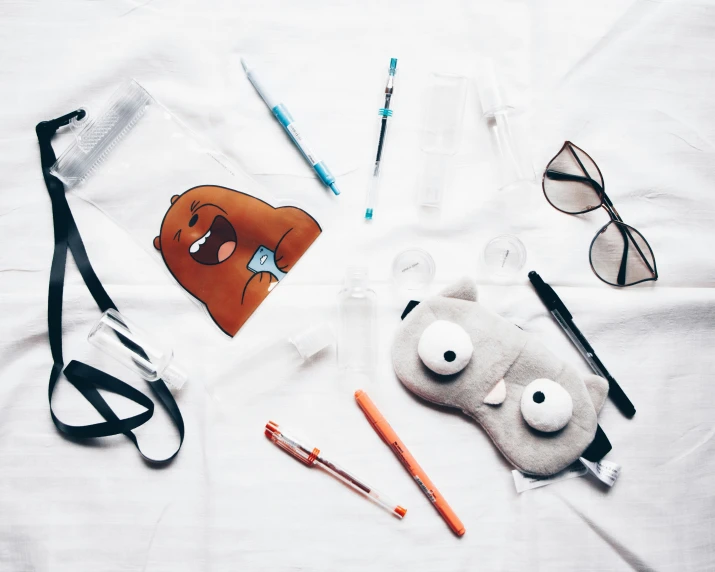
top-left (392, 278), bottom-right (610, 477)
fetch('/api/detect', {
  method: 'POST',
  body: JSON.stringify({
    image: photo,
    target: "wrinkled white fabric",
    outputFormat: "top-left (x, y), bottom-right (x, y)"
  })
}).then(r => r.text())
top-left (1, 0), bottom-right (714, 570)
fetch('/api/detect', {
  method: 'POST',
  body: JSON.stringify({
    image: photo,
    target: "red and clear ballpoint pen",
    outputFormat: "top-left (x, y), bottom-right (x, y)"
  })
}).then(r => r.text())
top-left (265, 421), bottom-right (406, 519)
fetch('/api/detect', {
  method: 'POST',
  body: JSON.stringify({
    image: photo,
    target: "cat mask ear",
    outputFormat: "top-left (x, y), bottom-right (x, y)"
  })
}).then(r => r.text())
top-left (439, 277), bottom-right (478, 302)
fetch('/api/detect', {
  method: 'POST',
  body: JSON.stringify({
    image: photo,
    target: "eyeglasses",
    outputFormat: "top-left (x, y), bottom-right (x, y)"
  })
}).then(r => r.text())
top-left (542, 141), bottom-right (658, 287)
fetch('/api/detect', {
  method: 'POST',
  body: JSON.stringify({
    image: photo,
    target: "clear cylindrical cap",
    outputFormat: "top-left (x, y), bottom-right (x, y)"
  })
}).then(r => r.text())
top-left (482, 234), bottom-right (527, 279)
top-left (476, 58), bottom-right (506, 117)
top-left (344, 266), bottom-right (369, 289)
top-left (289, 322), bottom-right (335, 361)
top-left (392, 248), bottom-right (436, 291)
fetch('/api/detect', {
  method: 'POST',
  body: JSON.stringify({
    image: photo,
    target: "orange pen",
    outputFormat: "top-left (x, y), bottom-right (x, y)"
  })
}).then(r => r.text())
top-left (354, 390), bottom-right (465, 536)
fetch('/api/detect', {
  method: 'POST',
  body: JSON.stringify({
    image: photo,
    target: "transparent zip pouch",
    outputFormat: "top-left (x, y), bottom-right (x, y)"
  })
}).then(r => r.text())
top-left (51, 79), bottom-right (323, 337)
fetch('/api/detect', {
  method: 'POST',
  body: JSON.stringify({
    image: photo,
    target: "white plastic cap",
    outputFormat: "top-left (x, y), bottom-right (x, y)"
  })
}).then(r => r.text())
top-left (476, 59), bottom-right (506, 117)
top-left (161, 362), bottom-right (188, 391)
top-left (290, 322), bottom-right (335, 361)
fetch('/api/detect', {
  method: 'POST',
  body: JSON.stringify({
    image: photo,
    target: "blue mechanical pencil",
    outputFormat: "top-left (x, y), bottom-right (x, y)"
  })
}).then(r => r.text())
top-left (241, 57), bottom-right (340, 195)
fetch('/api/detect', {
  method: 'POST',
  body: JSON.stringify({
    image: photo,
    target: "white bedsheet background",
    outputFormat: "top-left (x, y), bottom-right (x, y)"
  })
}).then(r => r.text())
top-left (1, 0), bottom-right (715, 570)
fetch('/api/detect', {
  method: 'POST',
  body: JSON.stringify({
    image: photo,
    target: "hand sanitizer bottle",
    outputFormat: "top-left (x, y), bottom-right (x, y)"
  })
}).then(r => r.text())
top-left (337, 267), bottom-right (377, 372)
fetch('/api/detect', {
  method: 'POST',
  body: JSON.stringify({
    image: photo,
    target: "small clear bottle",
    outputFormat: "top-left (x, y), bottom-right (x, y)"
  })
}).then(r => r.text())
top-left (87, 309), bottom-right (187, 391)
top-left (337, 267), bottom-right (377, 372)
top-left (476, 59), bottom-right (534, 188)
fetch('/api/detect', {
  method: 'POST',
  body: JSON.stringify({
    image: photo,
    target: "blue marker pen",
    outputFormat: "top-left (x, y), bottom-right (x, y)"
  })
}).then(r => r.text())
top-left (241, 57), bottom-right (340, 196)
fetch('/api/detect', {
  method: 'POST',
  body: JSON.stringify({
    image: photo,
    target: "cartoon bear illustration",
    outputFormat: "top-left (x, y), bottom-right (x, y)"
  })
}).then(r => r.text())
top-left (392, 278), bottom-right (610, 476)
top-left (153, 185), bottom-right (321, 336)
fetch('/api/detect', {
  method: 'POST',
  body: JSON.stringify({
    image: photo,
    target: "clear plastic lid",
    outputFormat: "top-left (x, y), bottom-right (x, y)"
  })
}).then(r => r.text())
top-left (482, 235), bottom-right (527, 278)
top-left (343, 266), bottom-right (370, 290)
top-left (392, 248), bottom-right (436, 291)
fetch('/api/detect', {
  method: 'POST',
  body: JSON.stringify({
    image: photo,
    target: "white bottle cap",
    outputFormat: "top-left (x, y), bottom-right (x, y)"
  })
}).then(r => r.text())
top-left (476, 59), bottom-right (506, 117)
top-left (161, 362), bottom-right (188, 391)
top-left (289, 322), bottom-right (335, 361)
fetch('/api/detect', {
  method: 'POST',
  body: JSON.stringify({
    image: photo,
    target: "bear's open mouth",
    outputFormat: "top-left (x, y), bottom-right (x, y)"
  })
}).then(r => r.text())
top-left (189, 215), bottom-right (237, 265)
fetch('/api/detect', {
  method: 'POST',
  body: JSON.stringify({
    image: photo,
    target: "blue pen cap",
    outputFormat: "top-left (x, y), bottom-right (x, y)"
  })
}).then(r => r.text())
top-left (389, 58), bottom-right (398, 75)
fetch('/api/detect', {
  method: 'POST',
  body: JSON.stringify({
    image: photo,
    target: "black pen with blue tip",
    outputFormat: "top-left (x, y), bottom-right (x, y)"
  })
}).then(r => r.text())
top-left (365, 57), bottom-right (397, 221)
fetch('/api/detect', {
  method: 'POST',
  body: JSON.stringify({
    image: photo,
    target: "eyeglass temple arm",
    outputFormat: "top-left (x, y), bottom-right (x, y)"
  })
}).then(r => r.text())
top-left (599, 190), bottom-right (656, 281)
top-left (545, 169), bottom-right (604, 193)
top-left (615, 225), bottom-right (629, 285)
top-left (613, 221), bottom-right (656, 284)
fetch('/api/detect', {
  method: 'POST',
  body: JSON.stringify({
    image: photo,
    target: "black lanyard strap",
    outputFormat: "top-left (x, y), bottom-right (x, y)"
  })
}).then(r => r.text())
top-left (37, 110), bottom-right (184, 464)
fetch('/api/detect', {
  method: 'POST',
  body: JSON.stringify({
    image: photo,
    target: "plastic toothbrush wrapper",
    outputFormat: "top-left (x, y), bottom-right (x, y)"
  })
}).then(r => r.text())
top-left (512, 457), bottom-right (621, 493)
top-left (265, 421), bottom-right (406, 519)
top-left (241, 57), bottom-right (340, 196)
top-left (365, 57), bottom-right (397, 220)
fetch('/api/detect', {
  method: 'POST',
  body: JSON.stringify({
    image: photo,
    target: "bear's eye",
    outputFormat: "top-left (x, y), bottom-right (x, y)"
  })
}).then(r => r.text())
top-left (189, 214), bottom-right (198, 227)
top-left (417, 320), bottom-right (473, 376)
top-left (520, 379), bottom-right (573, 433)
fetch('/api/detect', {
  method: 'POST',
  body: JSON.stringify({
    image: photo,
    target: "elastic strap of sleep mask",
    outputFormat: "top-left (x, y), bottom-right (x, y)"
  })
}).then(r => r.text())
top-left (36, 110), bottom-right (184, 464)
top-left (401, 300), bottom-right (420, 320)
top-left (581, 425), bottom-right (611, 462)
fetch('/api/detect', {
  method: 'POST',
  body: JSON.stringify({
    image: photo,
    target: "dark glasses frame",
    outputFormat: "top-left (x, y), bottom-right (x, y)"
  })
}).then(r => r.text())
top-left (542, 141), bottom-right (658, 287)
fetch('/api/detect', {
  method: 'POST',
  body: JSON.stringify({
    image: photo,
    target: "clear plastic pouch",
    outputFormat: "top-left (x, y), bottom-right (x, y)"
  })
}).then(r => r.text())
top-left (51, 80), bottom-right (322, 337)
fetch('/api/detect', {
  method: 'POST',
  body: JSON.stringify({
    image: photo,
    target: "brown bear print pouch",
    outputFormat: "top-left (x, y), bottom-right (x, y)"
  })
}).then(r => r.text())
top-left (153, 185), bottom-right (321, 336)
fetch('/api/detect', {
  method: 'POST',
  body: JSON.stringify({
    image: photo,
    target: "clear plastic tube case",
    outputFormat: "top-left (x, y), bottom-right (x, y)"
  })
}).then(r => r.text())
top-left (51, 79), bottom-right (323, 338)
top-left (416, 73), bottom-right (468, 208)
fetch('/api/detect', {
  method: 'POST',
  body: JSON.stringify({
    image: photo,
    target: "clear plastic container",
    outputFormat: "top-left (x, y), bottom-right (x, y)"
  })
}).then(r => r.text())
top-left (87, 309), bottom-right (187, 390)
top-left (392, 248), bottom-right (436, 292)
top-left (476, 59), bottom-right (534, 188)
top-left (416, 73), bottom-right (468, 208)
top-left (337, 267), bottom-right (377, 372)
top-left (482, 234), bottom-right (527, 279)
top-left (207, 322), bottom-right (335, 402)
